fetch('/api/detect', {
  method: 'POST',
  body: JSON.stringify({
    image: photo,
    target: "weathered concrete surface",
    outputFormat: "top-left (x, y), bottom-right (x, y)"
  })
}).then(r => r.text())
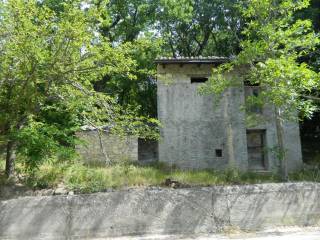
top-left (157, 63), bottom-right (303, 172)
top-left (0, 183), bottom-right (320, 240)
top-left (76, 131), bottom-right (159, 165)
top-left (157, 64), bottom-right (247, 170)
top-left (76, 131), bottom-right (138, 165)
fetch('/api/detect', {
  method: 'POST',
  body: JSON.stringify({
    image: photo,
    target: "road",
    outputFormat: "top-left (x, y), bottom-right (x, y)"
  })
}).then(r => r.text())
top-left (107, 227), bottom-right (320, 240)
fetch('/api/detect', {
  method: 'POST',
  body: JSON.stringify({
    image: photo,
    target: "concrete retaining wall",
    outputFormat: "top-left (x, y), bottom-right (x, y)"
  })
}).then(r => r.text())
top-left (1, 183), bottom-right (320, 239)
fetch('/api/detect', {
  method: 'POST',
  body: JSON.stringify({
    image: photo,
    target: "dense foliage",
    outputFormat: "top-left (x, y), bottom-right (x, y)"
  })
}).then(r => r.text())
top-left (0, 0), bottom-right (159, 176)
top-left (0, 0), bottom-right (319, 179)
top-left (157, 0), bottom-right (243, 57)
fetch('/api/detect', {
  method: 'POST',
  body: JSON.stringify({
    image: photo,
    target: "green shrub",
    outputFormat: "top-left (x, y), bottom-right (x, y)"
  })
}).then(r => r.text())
top-left (23, 161), bottom-right (65, 188)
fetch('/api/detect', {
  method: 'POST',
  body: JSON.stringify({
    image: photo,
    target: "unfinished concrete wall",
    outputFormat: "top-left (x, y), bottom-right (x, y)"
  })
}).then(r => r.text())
top-left (76, 130), bottom-right (138, 165)
top-left (157, 63), bottom-right (303, 172)
top-left (157, 64), bottom-right (248, 170)
top-left (0, 183), bottom-right (319, 239)
top-left (283, 120), bottom-right (303, 172)
top-left (245, 104), bottom-right (281, 172)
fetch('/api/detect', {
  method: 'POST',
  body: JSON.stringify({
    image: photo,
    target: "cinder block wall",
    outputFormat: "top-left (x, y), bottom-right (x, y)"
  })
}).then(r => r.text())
top-left (76, 131), bottom-right (138, 164)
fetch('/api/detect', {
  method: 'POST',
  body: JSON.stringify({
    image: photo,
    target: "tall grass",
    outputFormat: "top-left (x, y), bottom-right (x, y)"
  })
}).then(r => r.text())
top-left (290, 167), bottom-right (320, 182)
top-left (1, 157), bottom-right (320, 193)
top-left (16, 160), bottom-right (282, 193)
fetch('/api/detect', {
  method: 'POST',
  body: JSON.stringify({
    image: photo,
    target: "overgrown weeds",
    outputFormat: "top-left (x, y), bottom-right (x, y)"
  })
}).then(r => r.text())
top-left (290, 166), bottom-right (320, 182)
top-left (1, 158), bottom-right (320, 194)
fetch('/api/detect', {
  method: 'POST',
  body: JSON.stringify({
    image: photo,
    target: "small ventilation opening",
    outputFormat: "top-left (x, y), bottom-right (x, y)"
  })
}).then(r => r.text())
top-left (215, 149), bottom-right (222, 157)
top-left (191, 77), bottom-right (208, 83)
top-left (244, 80), bottom-right (260, 86)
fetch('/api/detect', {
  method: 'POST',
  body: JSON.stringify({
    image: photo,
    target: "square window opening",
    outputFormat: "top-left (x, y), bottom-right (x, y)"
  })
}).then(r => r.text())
top-left (215, 149), bottom-right (222, 157)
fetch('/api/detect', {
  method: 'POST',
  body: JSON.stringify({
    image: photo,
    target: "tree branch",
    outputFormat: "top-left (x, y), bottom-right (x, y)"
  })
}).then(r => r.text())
top-left (301, 94), bottom-right (320, 101)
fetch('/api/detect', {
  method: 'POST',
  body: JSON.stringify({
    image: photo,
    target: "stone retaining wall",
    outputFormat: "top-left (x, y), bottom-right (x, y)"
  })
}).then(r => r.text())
top-left (0, 183), bottom-right (319, 239)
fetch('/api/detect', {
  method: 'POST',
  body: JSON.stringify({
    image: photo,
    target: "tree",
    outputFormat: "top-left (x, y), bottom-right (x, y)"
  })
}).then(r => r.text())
top-left (294, 0), bottom-right (320, 74)
top-left (202, 0), bottom-right (320, 180)
top-left (157, 0), bottom-right (243, 57)
top-left (0, 0), bottom-right (158, 177)
top-left (89, 0), bottom-right (164, 117)
top-left (296, 0), bottom-right (320, 164)
top-left (97, 0), bottom-right (159, 43)
top-left (94, 38), bottom-right (162, 117)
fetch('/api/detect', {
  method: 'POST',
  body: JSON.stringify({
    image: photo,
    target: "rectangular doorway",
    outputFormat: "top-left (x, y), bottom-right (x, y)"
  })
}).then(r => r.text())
top-left (246, 130), bottom-right (266, 170)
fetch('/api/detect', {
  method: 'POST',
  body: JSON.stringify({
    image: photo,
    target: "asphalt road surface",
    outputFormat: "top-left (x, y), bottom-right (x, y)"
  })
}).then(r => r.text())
top-left (108, 227), bottom-right (320, 240)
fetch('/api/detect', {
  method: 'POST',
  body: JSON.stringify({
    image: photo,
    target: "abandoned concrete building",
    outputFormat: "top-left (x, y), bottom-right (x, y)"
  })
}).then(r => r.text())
top-left (76, 56), bottom-right (304, 173)
top-left (155, 57), bottom-right (303, 172)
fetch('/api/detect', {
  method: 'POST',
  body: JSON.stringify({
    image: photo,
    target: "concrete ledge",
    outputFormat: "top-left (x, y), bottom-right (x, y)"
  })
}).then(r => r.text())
top-left (1, 183), bottom-right (320, 239)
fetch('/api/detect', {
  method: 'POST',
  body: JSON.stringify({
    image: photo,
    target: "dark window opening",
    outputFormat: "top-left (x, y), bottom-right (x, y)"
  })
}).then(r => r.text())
top-left (252, 88), bottom-right (259, 97)
top-left (244, 80), bottom-right (260, 86)
top-left (191, 77), bottom-right (208, 83)
top-left (247, 130), bottom-right (267, 170)
top-left (244, 86), bottom-right (262, 114)
top-left (215, 149), bottom-right (222, 157)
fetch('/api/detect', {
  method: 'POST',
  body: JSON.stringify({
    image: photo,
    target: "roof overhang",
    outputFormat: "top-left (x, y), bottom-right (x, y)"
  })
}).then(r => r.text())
top-left (155, 56), bottom-right (230, 65)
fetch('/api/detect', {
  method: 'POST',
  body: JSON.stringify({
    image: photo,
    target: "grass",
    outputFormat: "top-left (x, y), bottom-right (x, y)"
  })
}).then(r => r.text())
top-left (290, 166), bottom-right (320, 182)
top-left (1, 158), bottom-right (320, 193)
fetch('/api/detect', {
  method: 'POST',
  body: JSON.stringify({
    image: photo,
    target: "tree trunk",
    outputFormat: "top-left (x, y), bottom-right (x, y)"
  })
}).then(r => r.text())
top-left (5, 140), bottom-right (16, 178)
top-left (275, 107), bottom-right (288, 181)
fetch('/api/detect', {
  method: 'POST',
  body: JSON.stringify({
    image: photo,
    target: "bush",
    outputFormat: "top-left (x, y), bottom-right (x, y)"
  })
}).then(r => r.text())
top-left (23, 161), bottom-right (66, 189)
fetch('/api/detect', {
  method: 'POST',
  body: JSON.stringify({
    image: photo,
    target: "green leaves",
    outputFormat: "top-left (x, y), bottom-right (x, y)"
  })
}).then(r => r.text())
top-left (250, 56), bottom-right (320, 117)
top-left (205, 0), bottom-right (320, 122)
top-left (157, 0), bottom-right (243, 57)
top-left (0, 0), bottom-right (159, 171)
top-left (15, 118), bottom-right (69, 171)
top-left (101, 37), bottom-right (161, 117)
